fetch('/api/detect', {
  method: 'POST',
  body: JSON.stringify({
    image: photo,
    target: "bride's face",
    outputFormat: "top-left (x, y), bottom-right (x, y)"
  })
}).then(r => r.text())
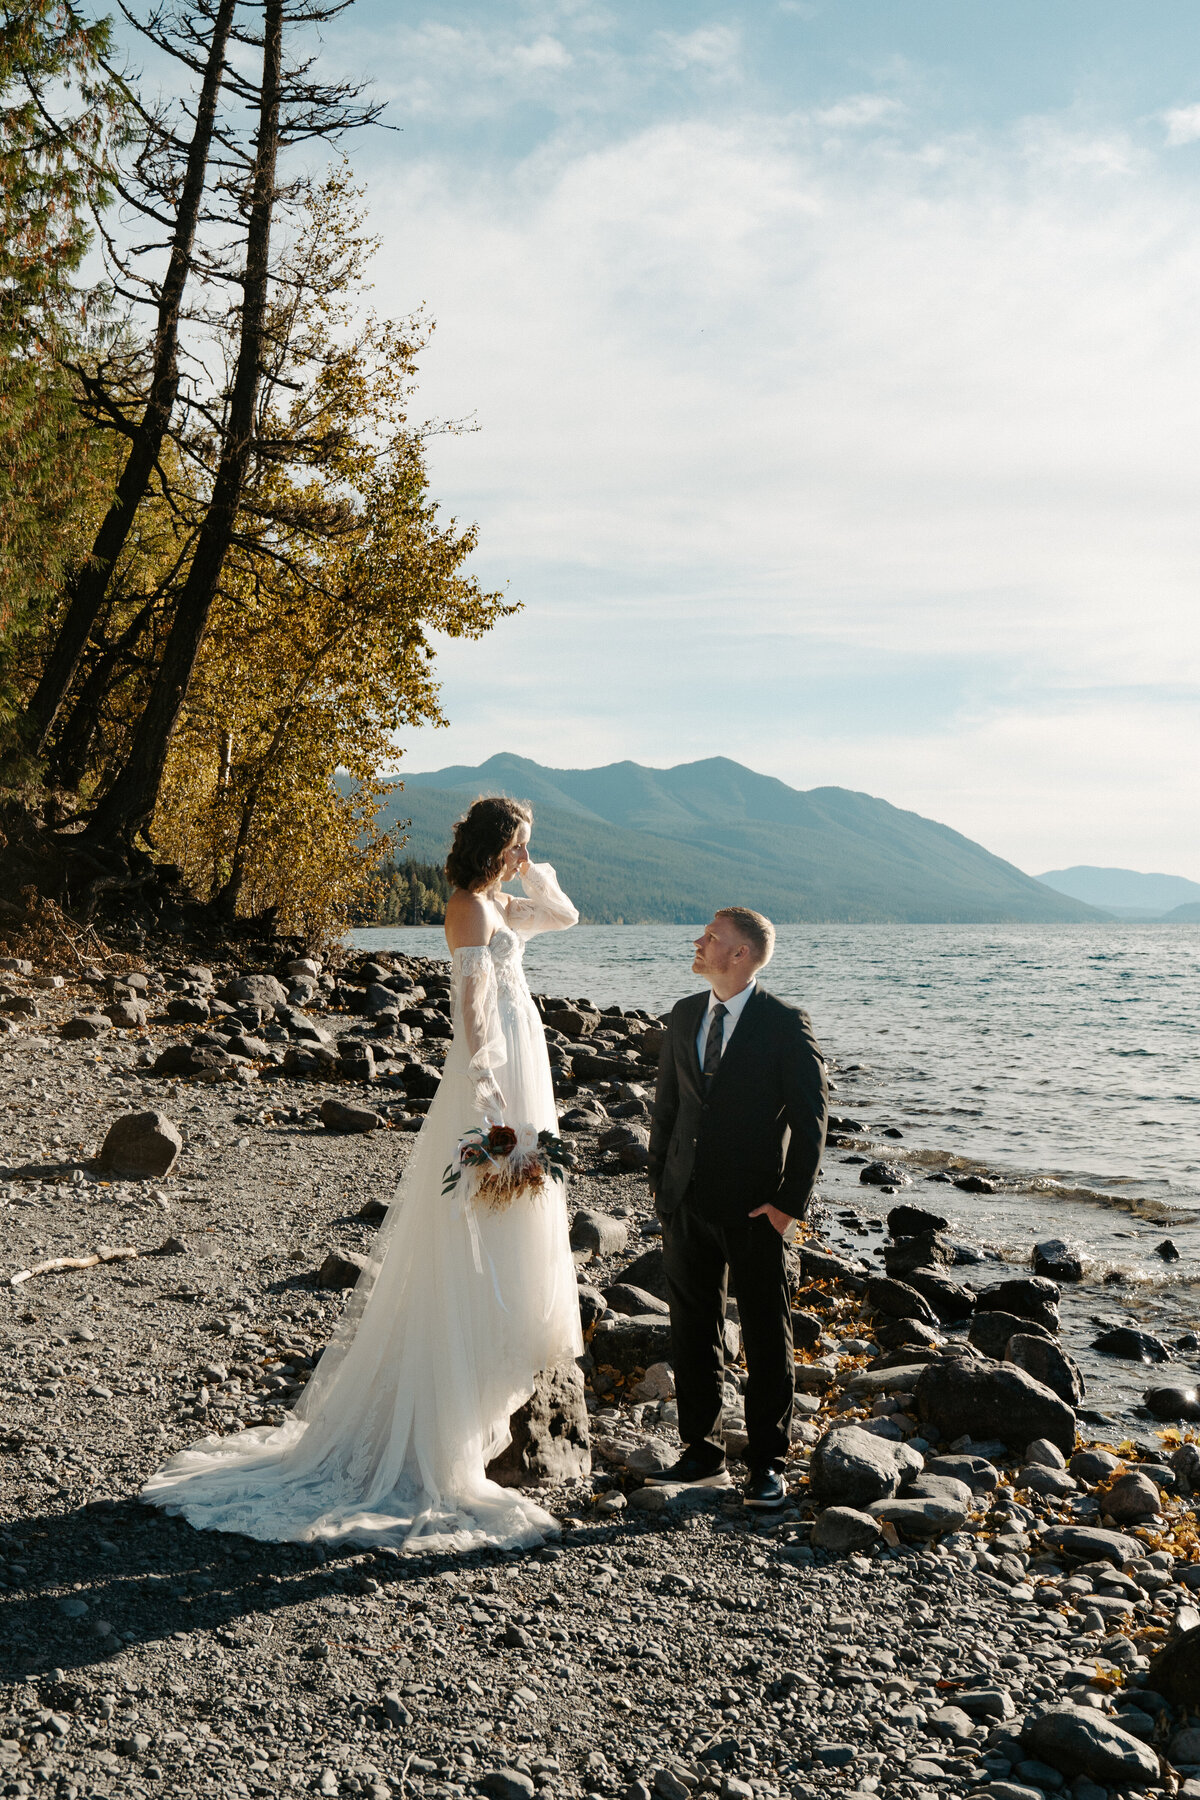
top-left (498, 822), bottom-right (531, 882)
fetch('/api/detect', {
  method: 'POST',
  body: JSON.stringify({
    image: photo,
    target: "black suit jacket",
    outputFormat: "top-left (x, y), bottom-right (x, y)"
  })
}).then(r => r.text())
top-left (647, 985), bottom-right (828, 1223)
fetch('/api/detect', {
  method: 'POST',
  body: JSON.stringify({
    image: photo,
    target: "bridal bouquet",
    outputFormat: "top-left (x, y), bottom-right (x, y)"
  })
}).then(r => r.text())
top-left (442, 1122), bottom-right (568, 1211)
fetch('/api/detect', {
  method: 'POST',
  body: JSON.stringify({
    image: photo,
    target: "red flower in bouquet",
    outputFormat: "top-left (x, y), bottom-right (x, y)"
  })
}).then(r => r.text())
top-left (488, 1125), bottom-right (518, 1156)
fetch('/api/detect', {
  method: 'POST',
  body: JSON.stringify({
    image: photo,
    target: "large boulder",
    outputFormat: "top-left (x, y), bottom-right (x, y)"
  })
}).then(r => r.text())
top-left (151, 1043), bottom-right (229, 1078)
top-left (887, 1204), bottom-right (947, 1237)
top-left (590, 1315), bottom-right (674, 1377)
top-left (1146, 1385), bottom-right (1200, 1422)
top-left (865, 1276), bottom-right (938, 1326)
top-left (615, 1246), bottom-right (668, 1302)
top-left (1020, 1704), bottom-right (1160, 1787)
top-left (97, 1110), bottom-right (183, 1179)
top-left (904, 1267), bottom-right (976, 1323)
top-left (1092, 1326), bottom-right (1171, 1363)
top-left (1102, 1470), bottom-right (1163, 1524)
top-left (969, 1310), bottom-right (1052, 1359)
top-left (224, 973), bottom-right (288, 1009)
top-left (974, 1277), bottom-right (1060, 1334)
top-left (60, 1012), bottom-right (113, 1040)
top-left (486, 1358), bottom-right (591, 1485)
top-left (603, 1283), bottom-right (669, 1318)
top-left (1147, 1623), bottom-right (1200, 1706)
top-left (1005, 1333), bottom-right (1085, 1405)
top-left (809, 1424), bottom-right (921, 1508)
top-left (1040, 1525), bottom-right (1141, 1568)
top-left (570, 1210), bottom-right (630, 1257)
top-left (883, 1232), bottom-right (956, 1278)
top-left (913, 1355), bottom-right (1075, 1454)
top-left (811, 1506), bottom-right (881, 1552)
top-left (316, 1249), bottom-right (370, 1290)
top-left (867, 1488), bottom-right (969, 1538)
top-left (319, 1098), bottom-right (382, 1133)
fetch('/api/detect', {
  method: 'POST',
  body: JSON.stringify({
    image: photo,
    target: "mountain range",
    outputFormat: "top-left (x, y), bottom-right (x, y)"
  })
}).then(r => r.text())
top-left (1037, 865), bottom-right (1200, 922)
top-left (367, 754), bottom-right (1108, 924)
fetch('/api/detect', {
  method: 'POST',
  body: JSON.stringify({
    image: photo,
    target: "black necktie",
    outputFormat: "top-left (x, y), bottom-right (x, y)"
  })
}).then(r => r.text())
top-left (703, 1003), bottom-right (727, 1085)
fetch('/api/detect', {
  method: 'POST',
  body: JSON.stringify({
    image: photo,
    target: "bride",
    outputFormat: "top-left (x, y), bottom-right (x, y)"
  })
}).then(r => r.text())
top-left (141, 796), bottom-right (584, 1552)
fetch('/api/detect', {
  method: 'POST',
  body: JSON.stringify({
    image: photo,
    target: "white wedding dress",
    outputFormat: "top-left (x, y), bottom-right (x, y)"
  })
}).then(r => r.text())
top-left (141, 863), bottom-right (584, 1553)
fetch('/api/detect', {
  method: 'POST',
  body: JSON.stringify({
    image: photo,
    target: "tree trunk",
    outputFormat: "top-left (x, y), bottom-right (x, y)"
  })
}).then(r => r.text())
top-left (22, 0), bottom-right (237, 762)
top-left (88, 0), bottom-right (284, 848)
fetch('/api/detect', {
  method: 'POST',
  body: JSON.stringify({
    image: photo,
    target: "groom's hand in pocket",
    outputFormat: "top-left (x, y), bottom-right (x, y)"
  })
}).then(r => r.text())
top-left (749, 1203), bottom-right (793, 1237)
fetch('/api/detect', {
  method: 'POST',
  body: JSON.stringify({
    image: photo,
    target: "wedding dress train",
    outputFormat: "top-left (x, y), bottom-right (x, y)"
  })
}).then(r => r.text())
top-left (140, 863), bottom-right (583, 1553)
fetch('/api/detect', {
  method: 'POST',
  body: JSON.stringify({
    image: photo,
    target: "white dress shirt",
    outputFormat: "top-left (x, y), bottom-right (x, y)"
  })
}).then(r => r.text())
top-left (696, 979), bottom-right (757, 1068)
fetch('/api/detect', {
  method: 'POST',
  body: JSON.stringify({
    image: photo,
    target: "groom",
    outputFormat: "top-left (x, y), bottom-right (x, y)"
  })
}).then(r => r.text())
top-left (646, 907), bottom-right (828, 1509)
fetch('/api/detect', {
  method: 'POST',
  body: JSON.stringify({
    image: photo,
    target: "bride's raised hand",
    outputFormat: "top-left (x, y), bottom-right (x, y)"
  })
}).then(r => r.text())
top-left (475, 1073), bottom-right (507, 1119)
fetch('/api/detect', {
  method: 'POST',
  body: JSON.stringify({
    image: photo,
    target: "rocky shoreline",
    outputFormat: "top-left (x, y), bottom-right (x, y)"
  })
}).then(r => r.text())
top-left (2, 942), bottom-right (1200, 1800)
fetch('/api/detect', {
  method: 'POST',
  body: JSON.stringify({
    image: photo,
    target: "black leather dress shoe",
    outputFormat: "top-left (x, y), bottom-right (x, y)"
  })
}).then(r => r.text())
top-left (743, 1468), bottom-right (787, 1509)
top-left (644, 1449), bottom-right (733, 1488)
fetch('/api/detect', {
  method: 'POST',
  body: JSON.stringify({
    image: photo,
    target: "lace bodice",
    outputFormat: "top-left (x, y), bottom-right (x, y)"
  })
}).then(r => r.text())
top-left (448, 862), bottom-right (578, 1116)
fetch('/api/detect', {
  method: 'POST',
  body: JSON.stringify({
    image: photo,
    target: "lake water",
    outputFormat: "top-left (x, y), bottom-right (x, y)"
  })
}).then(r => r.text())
top-left (350, 921), bottom-right (1200, 1412)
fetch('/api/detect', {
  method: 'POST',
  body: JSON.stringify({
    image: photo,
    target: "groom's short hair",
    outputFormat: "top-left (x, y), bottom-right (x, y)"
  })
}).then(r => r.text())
top-left (716, 906), bottom-right (775, 969)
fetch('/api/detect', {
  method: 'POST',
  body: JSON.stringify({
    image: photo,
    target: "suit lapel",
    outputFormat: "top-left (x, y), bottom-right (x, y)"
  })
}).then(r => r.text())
top-left (707, 985), bottom-right (767, 1093)
top-left (682, 991), bottom-right (709, 1091)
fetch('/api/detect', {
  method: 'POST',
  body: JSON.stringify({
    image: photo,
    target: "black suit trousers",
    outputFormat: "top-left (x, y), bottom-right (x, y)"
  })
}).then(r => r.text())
top-left (660, 1199), bottom-right (794, 1470)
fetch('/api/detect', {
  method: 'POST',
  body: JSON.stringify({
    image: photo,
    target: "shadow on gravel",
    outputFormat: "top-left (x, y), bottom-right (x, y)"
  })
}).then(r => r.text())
top-left (0, 1495), bottom-right (542, 1682)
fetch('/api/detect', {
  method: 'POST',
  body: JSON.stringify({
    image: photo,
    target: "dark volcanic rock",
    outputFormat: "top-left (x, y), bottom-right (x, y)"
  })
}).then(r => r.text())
top-left (485, 1357), bottom-right (591, 1485)
top-left (589, 1315), bottom-right (674, 1377)
top-left (97, 1111), bottom-right (183, 1179)
top-left (904, 1267), bottom-right (976, 1323)
top-left (968, 1310), bottom-right (1053, 1359)
top-left (800, 1247), bottom-right (865, 1289)
top-left (603, 1283), bottom-right (669, 1318)
top-left (873, 1314), bottom-right (942, 1354)
top-left (913, 1356), bottom-right (1075, 1454)
top-left (974, 1276), bottom-right (1060, 1335)
top-left (1032, 1238), bottom-right (1083, 1282)
top-left (615, 1246), bottom-right (668, 1302)
top-left (887, 1204), bottom-right (948, 1237)
top-left (1146, 1623), bottom-right (1200, 1707)
top-left (1145, 1384), bottom-right (1200, 1422)
top-left (1021, 1705), bottom-right (1160, 1786)
top-left (864, 1276), bottom-right (938, 1326)
top-left (883, 1231), bottom-right (955, 1277)
top-left (1005, 1332), bottom-right (1085, 1405)
top-left (859, 1161), bottom-right (909, 1188)
top-left (1092, 1326), bottom-right (1170, 1363)
top-left (952, 1173), bottom-right (997, 1194)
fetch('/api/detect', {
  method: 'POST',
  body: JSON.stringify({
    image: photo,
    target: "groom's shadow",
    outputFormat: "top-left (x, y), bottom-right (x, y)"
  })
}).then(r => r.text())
top-left (0, 1496), bottom-right (530, 1684)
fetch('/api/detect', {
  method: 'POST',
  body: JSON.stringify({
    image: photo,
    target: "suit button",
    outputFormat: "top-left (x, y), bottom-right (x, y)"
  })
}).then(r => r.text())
top-left (701, 1103), bottom-right (710, 1114)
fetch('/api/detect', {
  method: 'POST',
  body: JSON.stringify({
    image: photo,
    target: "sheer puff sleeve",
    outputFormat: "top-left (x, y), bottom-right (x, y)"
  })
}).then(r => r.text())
top-left (453, 946), bottom-right (508, 1118)
top-left (504, 862), bottom-right (579, 939)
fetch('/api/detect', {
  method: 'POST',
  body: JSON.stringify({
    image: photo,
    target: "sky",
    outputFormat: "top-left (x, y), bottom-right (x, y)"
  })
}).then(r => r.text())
top-left (159, 2), bottom-right (1200, 876)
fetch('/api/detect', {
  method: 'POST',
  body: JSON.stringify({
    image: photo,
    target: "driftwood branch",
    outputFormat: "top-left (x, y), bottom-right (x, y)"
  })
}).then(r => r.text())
top-left (9, 1245), bottom-right (139, 1287)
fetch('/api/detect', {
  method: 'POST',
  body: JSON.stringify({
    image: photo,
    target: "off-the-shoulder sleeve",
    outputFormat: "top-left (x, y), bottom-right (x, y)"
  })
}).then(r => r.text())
top-left (504, 861), bottom-right (579, 939)
top-left (453, 946), bottom-right (508, 1116)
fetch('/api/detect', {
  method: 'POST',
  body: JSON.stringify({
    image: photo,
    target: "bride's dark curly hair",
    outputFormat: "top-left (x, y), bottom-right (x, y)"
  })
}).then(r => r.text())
top-left (445, 796), bottom-right (533, 893)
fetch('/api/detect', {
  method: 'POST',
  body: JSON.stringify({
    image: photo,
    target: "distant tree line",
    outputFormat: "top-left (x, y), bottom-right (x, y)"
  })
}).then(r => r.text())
top-left (0, 1), bottom-right (513, 944)
top-left (355, 857), bottom-right (450, 927)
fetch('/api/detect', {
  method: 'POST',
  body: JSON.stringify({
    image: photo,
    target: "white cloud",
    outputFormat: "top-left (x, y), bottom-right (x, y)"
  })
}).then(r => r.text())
top-left (813, 94), bottom-right (903, 131)
top-left (1162, 103), bottom-right (1200, 146)
top-left (365, 103), bottom-right (1200, 874)
top-left (655, 26), bottom-right (741, 75)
